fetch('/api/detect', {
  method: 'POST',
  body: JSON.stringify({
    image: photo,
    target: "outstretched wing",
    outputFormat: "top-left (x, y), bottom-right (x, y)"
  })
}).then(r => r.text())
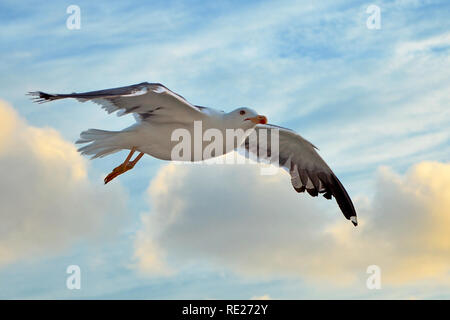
top-left (28, 82), bottom-right (205, 123)
top-left (242, 124), bottom-right (358, 226)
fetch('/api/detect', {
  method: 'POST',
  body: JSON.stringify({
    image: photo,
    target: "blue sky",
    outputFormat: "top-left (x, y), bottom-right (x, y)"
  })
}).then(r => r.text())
top-left (0, 0), bottom-right (449, 299)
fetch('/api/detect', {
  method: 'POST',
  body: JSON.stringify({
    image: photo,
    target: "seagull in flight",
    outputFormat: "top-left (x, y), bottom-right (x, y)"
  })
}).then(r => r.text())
top-left (29, 82), bottom-right (357, 226)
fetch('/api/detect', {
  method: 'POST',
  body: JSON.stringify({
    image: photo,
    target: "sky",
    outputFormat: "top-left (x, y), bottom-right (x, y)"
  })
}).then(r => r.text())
top-left (0, 0), bottom-right (449, 299)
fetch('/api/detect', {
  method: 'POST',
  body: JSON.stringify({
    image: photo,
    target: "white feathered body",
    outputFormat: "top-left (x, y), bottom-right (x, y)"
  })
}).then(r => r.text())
top-left (77, 107), bottom-right (251, 161)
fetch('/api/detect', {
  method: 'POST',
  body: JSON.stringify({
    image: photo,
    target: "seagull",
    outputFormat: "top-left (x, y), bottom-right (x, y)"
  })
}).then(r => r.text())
top-left (28, 82), bottom-right (357, 226)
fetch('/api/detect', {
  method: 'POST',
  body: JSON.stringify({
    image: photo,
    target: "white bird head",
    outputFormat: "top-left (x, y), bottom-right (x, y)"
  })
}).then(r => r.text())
top-left (225, 107), bottom-right (267, 130)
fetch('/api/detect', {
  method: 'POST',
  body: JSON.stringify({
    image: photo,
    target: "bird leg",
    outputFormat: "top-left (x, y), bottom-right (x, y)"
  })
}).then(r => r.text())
top-left (104, 147), bottom-right (144, 184)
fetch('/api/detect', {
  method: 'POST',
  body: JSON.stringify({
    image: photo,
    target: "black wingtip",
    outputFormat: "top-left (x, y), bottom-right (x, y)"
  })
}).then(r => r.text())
top-left (328, 173), bottom-right (358, 224)
top-left (294, 186), bottom-right (306, 193)
top-left (27, 91), bottom-right (56, 103)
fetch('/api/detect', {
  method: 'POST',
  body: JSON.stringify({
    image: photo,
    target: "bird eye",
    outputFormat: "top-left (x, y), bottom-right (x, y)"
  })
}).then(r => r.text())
top-left (240, 110), bottom-right (246, 115)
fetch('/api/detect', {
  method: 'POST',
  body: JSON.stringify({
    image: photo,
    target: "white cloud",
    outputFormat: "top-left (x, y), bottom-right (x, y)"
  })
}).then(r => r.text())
top-left (0, 100), bottom-right (128, 266)
top-left (396, 32), bottom-right (450, 56)
top-left (133, 159), bottom-right (450, 289)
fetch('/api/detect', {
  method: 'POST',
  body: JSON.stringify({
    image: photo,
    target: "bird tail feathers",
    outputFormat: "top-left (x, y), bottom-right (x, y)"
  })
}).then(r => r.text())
top-left (76, 129), bottom-right (123, 159)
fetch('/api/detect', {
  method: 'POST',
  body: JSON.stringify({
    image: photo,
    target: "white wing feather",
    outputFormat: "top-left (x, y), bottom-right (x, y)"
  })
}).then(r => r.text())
top-left (28, 82), bottom-right (205, 123)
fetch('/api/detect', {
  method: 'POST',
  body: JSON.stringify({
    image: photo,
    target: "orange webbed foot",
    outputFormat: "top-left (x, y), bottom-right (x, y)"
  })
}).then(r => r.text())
top-left (104, 163), bottom-right (134, 184)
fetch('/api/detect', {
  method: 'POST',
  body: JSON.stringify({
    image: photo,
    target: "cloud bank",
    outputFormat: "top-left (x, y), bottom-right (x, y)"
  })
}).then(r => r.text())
top-left (0, 100), bottom-right (127, 266)
top-left (134, 159), bottom-right (450, 287)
